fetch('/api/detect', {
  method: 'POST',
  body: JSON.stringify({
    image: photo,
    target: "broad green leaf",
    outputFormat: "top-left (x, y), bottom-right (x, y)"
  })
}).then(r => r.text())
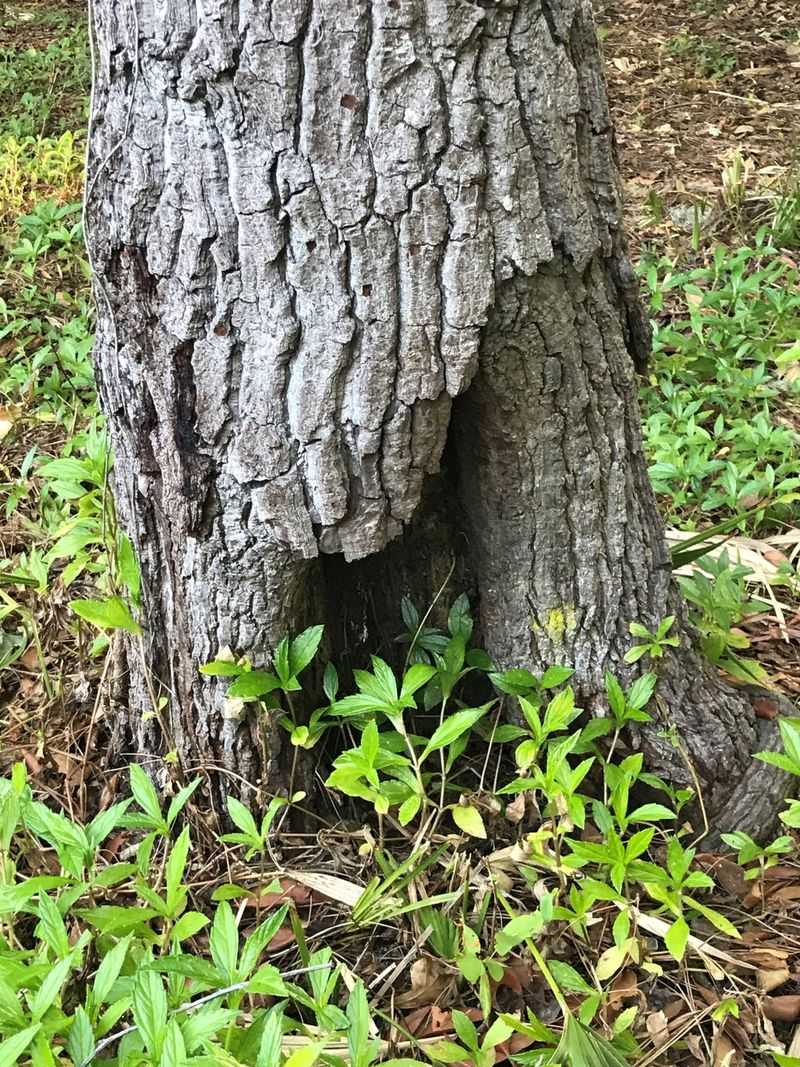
top-left (199, 660), bottom-right (244, 677)
top-left (284, 1045), bottom-right (324, 1067)
top-left (289, 625), bottom-right (324, 676)
top-left (129, 764), bottom-right (163, 825)
top-left (209, 900), bottom-right (240, 982)
top-left (69, 596), bottom-right (142, 634)
top-left (400, 663), bottom-right (437, 700)
top-left (426, 1041), bottom-right (472, 1063)
top-left (160, 1018), bottom-right (187, 1067)
top-left (30, 954), bottom-right (73, 1020)
top-left (93, 934), bottom-right (132, 1004)
top-left (0, 1024), bottom-right (41, 1067)
top-left (132, 969), bottom-right (168, 1058)
top-left (495, 912), bottom-right (544, 956)
top-left (226, 797), bottom-right (259, 840)
top-left (256, 1005), bottom-right (284, 1067)
top-left (451, 804), bottom-right (486, 839)
top-left (665, 917), bottom-right (690, 962)
top-left (171, 911), bottom-right (209, 943)
top-left (554, 1014), bottom-right (629, 1067)
top-left (686, 897), bottom-right (740, 938)
top-left (227, 671), bottom-right (281, 699)
top-left (627, 803), bottom-right (676, 824)
top-left (420, 704), bottom-right (490, 761)
top-left (398, 794), bottom-right (421, 826)
top-left (66, 1006), bottom-right (94, 1067)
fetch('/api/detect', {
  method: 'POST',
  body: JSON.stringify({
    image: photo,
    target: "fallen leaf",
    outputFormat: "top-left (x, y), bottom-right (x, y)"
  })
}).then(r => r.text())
top-left (712, 1031), bottom-right (739, 1066)
top-left (505, 793), bottom-right (526, 824)
top-left (283, 869), bottom-right (363, 907)
top-left (646, 1010), bottom-right (670, 1048)
top-left (265, 926), bottom-right (296, 953)
top-left (753, 696), bottom-right (779, 720)
top-left (395, 957), bottom-right (450, 1009)
top-left (762, 995), bottom-right (800, 1023)
top-left (686, 1033), bottom-right (705, 1060)
top-left (758, 967), bottom-right (791, 994)
top-left (696, 854), bottom-right (748, 899)
top-left (246, 879), bottom-right (312, 909)
top-left (405, 1005), bottom-right (481, 1038)
top-left (0, 406), bottom-right (17, 440)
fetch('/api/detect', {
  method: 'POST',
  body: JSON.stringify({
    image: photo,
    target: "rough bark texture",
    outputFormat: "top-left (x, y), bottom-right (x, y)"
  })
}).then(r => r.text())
top-left (87, 0), bottom-right (790, 834)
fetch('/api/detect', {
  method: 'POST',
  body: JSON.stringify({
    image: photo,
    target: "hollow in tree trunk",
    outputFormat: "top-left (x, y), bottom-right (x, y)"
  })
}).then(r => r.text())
top-left (86, 0), bottom-right (790, 835)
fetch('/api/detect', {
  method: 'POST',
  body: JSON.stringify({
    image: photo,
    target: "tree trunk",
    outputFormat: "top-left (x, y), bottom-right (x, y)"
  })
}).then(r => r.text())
top-left (86, 0), bottom-right (789, 835)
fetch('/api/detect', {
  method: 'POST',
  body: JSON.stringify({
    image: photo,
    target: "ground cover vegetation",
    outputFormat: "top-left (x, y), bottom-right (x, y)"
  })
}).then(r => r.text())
top-left (1, 1), bottom-right (800, 1064)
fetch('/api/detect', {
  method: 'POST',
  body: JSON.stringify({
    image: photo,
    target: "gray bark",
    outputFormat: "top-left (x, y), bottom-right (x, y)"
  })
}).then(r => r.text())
top-left (86, 0), bottom-right (789, 836)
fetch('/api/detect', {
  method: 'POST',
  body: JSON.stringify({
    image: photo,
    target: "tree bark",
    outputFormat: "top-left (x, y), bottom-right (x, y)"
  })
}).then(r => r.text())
top-left (86, 0), bottom-right (790, 835)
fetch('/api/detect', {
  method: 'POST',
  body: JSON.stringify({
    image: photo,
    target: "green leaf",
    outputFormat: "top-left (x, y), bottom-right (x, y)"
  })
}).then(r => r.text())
top-left (685, 897), bottom-right (740, 938)
top-left (420, 704), bottom-right (490, 761)
top-left (323, 662), bottom-right (339, 702)
top-left (92, 935), bottom-right (132, 1005)
top-left (400, 663), bottom-right (437, 700)
top-left (483, 1014), bottom-right (515, 1050)
top-left (132, 970), bottom-right (168, 1058)
top-left (540, 665), bottom-right (575, 689)
top-left (284, 1045), bottom-right (324, 1067)
top-left (227, 671), bottom-right (281, 699)
top-left (456, 953), bottom-right (484, 983)
top-left (256, 1005), bottom-right (284, 1067)
top-left (665, 917), bottom-right (690, 962)
top-left (30, 954), bottom-right (73, 1020)
top-left (171, 911), bottom-right (210, 943)
top-left (426, 1040), bottom-right (472, 1063)
top-left (554, 1014), bottom-right (629, 1067)
top-left (200, 660), bottom-right (244, 677)
top-left (627, 803), bottom-right (676, 823)
top-left (226, 797), bottom-right (260, 841)
top-left (69, 596), bottom-right (142, 634)
top-left (160, 1018), bottom-right (187, 1067)
top-left (451, 804), bottom-right (486, 839)
top-left (128, 763), bottom-right (164, 826)
top-left (0, 1024), bottom-right (42, 1067)
top-left (248, 963), bottom-right (289, 996)
top-left (165, 777), bottom-right (202, 828)
top-left (290, 625), bottom-right (324, 676)
top-left (66, 1006), bottom-right (94, 1067)
top-left (398, 793), bottom-right (421, 826)
top-left (548, 961), bottom-right (595, 996)
top-left (627, 672), bottom-right (657, 711)
top-left (209, 900), bottom-right (239, 982)
top-left (495, 912), bottom-right (544, 956)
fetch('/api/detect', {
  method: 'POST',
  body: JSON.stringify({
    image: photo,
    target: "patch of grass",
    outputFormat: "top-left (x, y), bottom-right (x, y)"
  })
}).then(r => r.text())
top-left (0, 24), bottom-right (89, 139)
top-left (640, 228), bottom-right (800, 530)
top-left (664, 31), bottom-right (738, 79)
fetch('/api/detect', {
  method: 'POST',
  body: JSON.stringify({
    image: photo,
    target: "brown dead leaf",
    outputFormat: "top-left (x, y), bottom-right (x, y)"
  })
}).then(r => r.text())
top-left (499, 959), bottom-right (535, 995)
top-left (265, 927), bottom-right (296, 953)
top-left (753, 696), bottom-right (779, 720)
top-left (696, 853), bottom-right (748, 899)
top-left (395, 957), bottom-right (450, 1009)
top-left (0, 406), bottom-right (18, 441)
top-left (758, 967), bottom-right (791, 994)
top-left (405, 1005), bottom-right (481, 1038)
top-left (712, 1031), bottom-right (740, 1067)
top-left (247, 879), bottom-right (312, 909)
top-left (686, 1032), bottom-right (705, 1061)
top-left (646, 1010), bottom-right (670, 1048)
top-left (505, 793), bottom-right (526, 824)
top-left (762, 995), bottom-right (800, 1023)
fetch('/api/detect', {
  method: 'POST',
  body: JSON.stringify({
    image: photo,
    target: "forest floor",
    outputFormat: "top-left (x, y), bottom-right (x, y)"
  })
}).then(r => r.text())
top-left (0, 1), bottom-right (800, 1065)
